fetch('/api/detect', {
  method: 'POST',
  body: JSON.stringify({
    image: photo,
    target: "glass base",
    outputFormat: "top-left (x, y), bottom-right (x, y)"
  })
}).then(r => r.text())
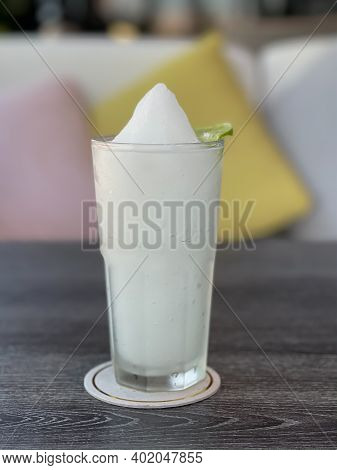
top-left (116, 365), bottom-right (205, 392)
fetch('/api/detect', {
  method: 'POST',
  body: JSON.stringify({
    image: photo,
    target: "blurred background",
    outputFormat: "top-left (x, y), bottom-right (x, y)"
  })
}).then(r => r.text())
top-left (0, 0), bottom-right (336, 242)
top-left (1, 0), bottom-right (336, 39)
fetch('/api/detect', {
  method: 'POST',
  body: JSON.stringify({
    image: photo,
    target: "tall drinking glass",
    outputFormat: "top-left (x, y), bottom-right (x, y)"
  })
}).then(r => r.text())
top-left (91, 138), bottom-right (224, 391)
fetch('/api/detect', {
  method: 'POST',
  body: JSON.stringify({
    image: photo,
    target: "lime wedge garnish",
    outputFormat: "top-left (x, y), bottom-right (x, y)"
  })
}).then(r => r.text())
top-left (195, 123), bottom-right (233, 142)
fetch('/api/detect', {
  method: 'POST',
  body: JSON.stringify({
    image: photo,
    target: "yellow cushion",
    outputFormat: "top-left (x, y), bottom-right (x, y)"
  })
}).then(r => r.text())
top-left (92, 33), bottom-right (311, 239)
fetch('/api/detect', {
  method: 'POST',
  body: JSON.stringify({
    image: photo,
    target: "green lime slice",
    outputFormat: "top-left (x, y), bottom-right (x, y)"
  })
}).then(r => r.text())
top-left (195, 122), bottom-right (233, 142)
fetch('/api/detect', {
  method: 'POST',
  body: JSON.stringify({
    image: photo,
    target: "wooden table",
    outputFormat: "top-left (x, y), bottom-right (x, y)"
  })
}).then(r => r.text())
top-left (0, 241), bottom-right (336, 449)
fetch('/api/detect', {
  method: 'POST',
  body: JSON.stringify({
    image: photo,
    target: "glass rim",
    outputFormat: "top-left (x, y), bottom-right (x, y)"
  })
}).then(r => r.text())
top-left (91, 135), bottom-right (224, 152)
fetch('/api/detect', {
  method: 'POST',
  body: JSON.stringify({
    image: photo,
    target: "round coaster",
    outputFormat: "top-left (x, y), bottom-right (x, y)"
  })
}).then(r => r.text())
top-left (84, 361), bottom-right (221, 409)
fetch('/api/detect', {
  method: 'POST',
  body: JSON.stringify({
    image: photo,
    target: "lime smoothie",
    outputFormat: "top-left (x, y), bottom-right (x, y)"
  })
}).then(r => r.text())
top-left (92, 84), bottom-right (224, 391)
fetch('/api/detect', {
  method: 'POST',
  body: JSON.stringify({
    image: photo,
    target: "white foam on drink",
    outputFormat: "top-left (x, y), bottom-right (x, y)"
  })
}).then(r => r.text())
top-left (113, 83), bottom-right (199, 144)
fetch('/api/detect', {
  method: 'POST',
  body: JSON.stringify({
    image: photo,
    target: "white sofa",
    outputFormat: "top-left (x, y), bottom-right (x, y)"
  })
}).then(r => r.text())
top-left (258, 37), bottom-right (337, 241)
top-left (1, 34), bottom-right (336, 240)
top-left (0, 35), bottom-right (256, 103)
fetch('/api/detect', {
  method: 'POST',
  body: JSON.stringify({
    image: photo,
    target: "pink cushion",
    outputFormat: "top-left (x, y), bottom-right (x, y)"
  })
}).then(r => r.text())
top-left (0, 79), bottom-right (94, 240)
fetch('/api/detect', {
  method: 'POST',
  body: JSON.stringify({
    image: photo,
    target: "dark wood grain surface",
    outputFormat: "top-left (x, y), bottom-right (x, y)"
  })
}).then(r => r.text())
top-left (0, 241), bottom-right (336, 449)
